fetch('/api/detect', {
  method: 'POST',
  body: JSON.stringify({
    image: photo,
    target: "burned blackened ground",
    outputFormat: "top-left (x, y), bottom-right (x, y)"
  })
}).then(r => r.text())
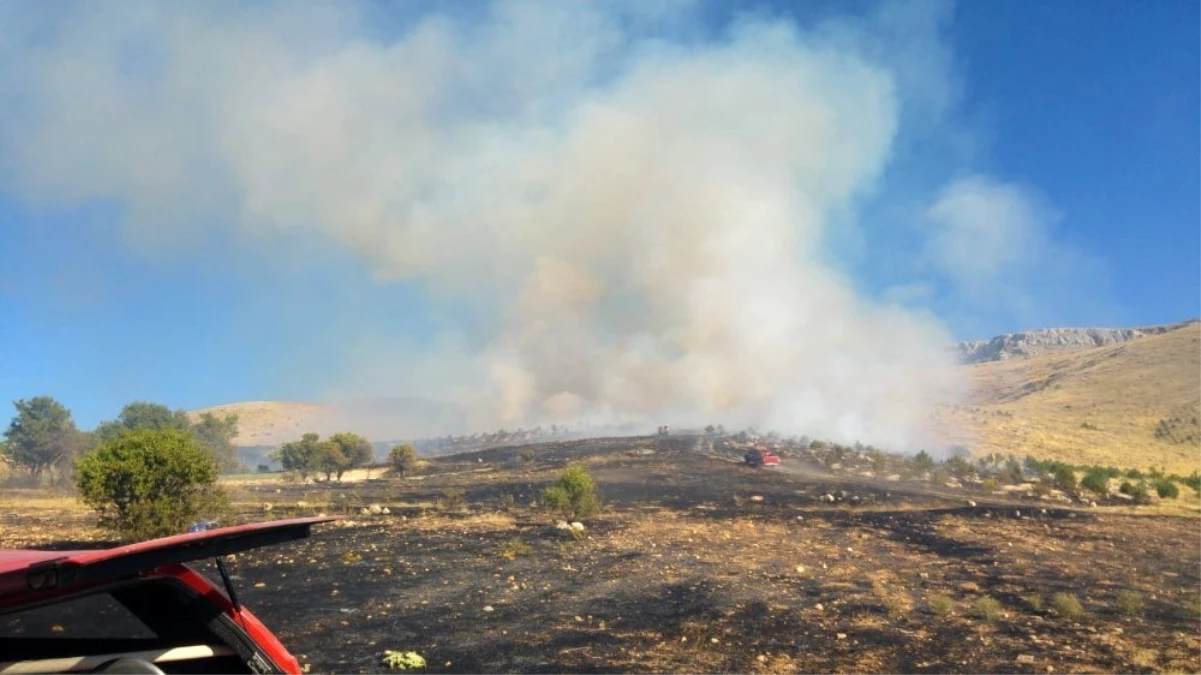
top-left (1, 436), bottom-right (1198, 674)
top-left (197, 438), bottom-right (1201, 674)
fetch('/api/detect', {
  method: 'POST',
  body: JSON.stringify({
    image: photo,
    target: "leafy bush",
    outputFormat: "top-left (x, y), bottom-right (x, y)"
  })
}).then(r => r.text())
top-left (1125, 468), bottom-right (1144, 480)
top-left (928, 593), bottom-right (954, 617)
top-left (388, 443), bottom-right (417, 478)
top-left (1153, 478), bottom-right (1179, 499)
top-left (75, 428), bottom-right (226, 542)
top-left (973, 596), bottom-right (1003, 621)
top-left (1183, 472), bottom-right (1201, 494)
top-left (1115, 590), bottom-right (1143, 617)
top-left (542, 463), bottom-right (601, 521)
top-left (913, 450), bottom-right (935, 472)
top-left (1052, 465), bottom-right (1078, 492)
top-left (1050, 593), bottom-right (1084, 620)
top-left (1120, 480), bottom-right (1149, 501)
top-left (1081, 469), bottom-right (1111, 495)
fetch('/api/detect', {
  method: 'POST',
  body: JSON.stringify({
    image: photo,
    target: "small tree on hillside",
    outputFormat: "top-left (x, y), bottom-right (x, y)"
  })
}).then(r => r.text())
top-left (389, 443), bottom-right (417, 478)
top-left (542, 463), bottom-right (602, 521)
top-left (75, 428), bottom-right (226, 542)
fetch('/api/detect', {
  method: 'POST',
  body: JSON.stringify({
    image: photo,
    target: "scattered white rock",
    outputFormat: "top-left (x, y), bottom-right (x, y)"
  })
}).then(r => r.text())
top-left (381, 507), bottom-right (391, 515)
top-left (836, 633), bottom-right (847, 640)
top-left (369, 504), bottom-right (383, 515)
top-left (359, 507), bottom-right (370, 516)
top-left (750, 495), bottom-right (764, 503)
top-left (814, 603), bottom-right (824, 611)
top-left (483, 605), bottom-right (494, 613)
top-left (967, 501), bottom-right (977, 507)
top-left (570, 522), bottom-right (586, 532)
top-left (795, 565), bottom-right (807, 574)
top-left (262, 502), bottom-right (274, 512)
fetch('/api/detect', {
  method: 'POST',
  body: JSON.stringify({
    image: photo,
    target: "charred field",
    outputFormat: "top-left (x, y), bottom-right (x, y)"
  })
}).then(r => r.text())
top-left (3, 435), bottom-right (1199, 674)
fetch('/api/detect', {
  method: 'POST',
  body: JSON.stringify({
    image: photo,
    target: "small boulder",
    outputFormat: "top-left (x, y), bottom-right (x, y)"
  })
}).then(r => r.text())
top-left (569, 522), bottom-right (586, 532)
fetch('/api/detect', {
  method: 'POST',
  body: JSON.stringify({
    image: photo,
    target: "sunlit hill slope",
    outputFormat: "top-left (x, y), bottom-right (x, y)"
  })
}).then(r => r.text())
top-left (935, 321), bottom-right (1200, 474)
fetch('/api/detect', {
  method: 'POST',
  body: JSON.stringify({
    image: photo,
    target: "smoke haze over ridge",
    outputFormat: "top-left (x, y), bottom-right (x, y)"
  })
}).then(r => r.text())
top-left (1, 0), bottom-right (1122, 450)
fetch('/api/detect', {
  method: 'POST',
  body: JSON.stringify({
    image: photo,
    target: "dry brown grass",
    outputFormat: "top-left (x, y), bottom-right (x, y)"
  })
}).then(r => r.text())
top-left (187, 400), bottom-right (323, 446)
top-left (934, 324), bottom-right (1201, 475)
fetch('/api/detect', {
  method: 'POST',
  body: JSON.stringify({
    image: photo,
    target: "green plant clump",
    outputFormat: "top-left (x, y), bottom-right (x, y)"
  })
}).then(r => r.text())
top-left (928, 593), bottom-right (954, 617)
top-left (1115, 590), bottom-right (1143, 617)
top-left (75, 428), bottom-right (226, 542)
top-left (382, 650), bottom-right (426, 671)
top-left (1152, 478), bottom-right (1180, 499)
top-left (1051, 593), bottom-right (1084, 620)
top-left (542, 463), bottom-right (602, 521)
top-left (973, 596), bottom-right (1004, 621)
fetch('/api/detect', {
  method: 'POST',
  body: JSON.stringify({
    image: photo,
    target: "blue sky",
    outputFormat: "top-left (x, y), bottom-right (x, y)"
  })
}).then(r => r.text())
top-left (0, 0), bottom-right (1197, 432)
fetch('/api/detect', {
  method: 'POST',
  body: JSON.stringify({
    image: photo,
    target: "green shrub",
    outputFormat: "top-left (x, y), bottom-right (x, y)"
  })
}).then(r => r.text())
top-left (498, 538), bottom-right (533, 560)
top-left (439, 487), bottom-right (466, 511)
top-left (1052, 465), bottom-right (1078, 492)
top-left (1026, 593), bottom-right (1043, 612)
top-left (1182, 472), bottom-right (1201, 494)
top-left (542, 463), bottom-right (601, 521)
top-left (388, 443), bottom-right (417, 478)
top-left (928, 593), bottom-right (954, 616)
top-left (75, 428), bottom-right (226, 542)
top-left (1152, 478), bottom-right (1179, 499)
top-left (1120, 480), bottom-right (1149, 501)
top-left (1125, 468), bottom-right (1144, 480)
top-left (1115, 590), bottom-right (1143, 617)
top-left (1081, 469), bottom-right (1111, 495)
top-left (913, 450), bottom-right (935, 472)
top-left (1051, 593), bottom-right (1084, 620)
top-left (973, 596), bottom-right (1003, 621)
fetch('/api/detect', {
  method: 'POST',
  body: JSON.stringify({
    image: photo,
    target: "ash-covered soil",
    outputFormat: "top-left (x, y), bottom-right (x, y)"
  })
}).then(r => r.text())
top-left (210, 437), bottom-right (1200, 674)
top-left (3, 435), bottom-right (1198, 674)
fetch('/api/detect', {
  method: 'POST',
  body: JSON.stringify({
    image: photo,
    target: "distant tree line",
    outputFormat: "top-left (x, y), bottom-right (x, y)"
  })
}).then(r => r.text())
top-left (1, 396), bottom-right (244, 485)
top-left (270, 432), bottom-right (375, 482)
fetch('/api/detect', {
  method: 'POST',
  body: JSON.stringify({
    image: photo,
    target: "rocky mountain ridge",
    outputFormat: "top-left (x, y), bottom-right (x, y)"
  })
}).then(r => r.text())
top-left (953, 319), bottom-right (1199, 364)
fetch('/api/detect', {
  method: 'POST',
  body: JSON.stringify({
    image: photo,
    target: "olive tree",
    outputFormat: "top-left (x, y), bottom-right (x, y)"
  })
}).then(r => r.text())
top-left (388, 443), bottom-right (417, 478)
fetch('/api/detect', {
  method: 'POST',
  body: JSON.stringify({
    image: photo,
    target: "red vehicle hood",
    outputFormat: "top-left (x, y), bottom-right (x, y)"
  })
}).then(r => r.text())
top-left (0, 516), bottom-right (338, 600)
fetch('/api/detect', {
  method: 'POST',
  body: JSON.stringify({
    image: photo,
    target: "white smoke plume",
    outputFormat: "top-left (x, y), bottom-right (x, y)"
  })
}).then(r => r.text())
top-left (0, 1), bottom-right (969, 450)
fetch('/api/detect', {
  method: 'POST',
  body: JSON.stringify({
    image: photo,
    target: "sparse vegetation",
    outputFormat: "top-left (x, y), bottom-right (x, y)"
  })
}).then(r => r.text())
top-left (1026, 593), bottom-right (1043, 612)
top-left (1182, 595), bottom-right (1201, 619)
top-left (928, 593), bottom-right (954, 617)
top-left (1116, 590), bottom-right (1143, 617)
top-left (1051, 593), bottom-right (1084, 620)
top-left (439, 487), bottom-right (466, 512)
top-left (498, 538), bottom-right (533, 560)
top-left (973, 596), bottom-right (1003, 621)
top-left (542, 463), bottom-right (602, 521)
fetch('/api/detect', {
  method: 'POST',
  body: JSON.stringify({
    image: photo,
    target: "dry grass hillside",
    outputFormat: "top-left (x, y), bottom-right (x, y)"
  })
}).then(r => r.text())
top-left (188, 397), bottom-right (462, 447)
top-left (934, 322), bottom-right (1200, 474)
top-left (188, 400), bottom-right (324, 446)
